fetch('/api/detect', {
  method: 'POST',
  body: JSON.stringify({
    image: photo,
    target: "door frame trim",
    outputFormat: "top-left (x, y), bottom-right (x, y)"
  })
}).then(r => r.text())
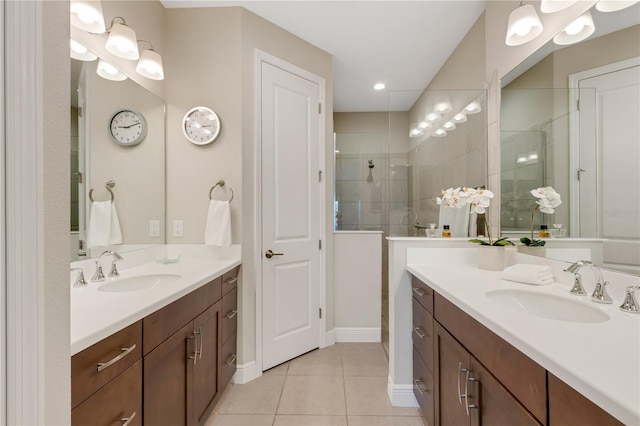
top-left (254, 49), bottom-right (327, 373)
top-left (568, 56), bottom-right (640, 236)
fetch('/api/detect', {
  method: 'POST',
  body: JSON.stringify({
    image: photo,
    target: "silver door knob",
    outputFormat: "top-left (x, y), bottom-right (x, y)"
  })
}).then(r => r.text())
top-left (265, 249), bottom-right (284, 258)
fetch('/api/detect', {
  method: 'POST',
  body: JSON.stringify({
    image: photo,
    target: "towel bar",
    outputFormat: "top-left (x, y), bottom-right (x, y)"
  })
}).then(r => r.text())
top-left (89, 180), bottom-right (115, 203)
top-left (209, 180), bottom-right (234, 202)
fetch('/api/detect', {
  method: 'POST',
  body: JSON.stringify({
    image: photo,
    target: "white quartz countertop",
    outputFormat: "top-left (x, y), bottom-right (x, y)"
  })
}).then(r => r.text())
top-left (406, 263), bottom-right (640, 425)
top-left (71, 245), bottom-right (241, 356)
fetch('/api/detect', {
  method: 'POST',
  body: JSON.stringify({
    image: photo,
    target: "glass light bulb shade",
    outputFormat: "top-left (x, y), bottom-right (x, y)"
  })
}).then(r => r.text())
top-left (596, 0), bottom-right (639, 12)
top-left (452, 113), bottom-right (467, 123)
top-left (426, 112), bottom-right (441, 122)
top-left (433, 128), bottom-right (447, 138)
top-left (540, 0), bottom-right (579, 13)
top-left (505, 4), bottom-right (544, 46)
top-left (136, 49), bottom-right (164, 80)
top-left (70, 0), bottom-right (106, 33)
top-left (418, 121), bottom-right (432, 130)
top-left (443, 121), bottom-right (456, 131)
top-left (434, 95), bottom-right (452, 113)
top-left (409, 128), bottom-right (425, 138)
top-left (70, 39), bottom-right (97, 61)
top-left (374, 82), bottom-right (386, 90)
top-left (553, 11), bottom-right (595, 45)
top-left (464, 101), bottom-right (482, 114)
top-left (97, 59), bottom-right (127, 81)
top-left (105, 23), bottom-right (139, 60)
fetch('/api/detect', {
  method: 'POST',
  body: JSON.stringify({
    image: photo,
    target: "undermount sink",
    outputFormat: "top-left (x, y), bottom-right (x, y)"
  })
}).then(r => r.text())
top-left (485, 289), bottom-right (610, 323)
top-left (98, 274), bottom-right (182, 293)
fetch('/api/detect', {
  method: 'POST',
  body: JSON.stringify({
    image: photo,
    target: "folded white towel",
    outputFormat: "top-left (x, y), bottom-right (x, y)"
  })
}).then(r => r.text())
top-left (502, 264), bottom-right (554, 286)
top-left (87, 200), bottom-right (123, 248)
top-left (205, 200), bottom-right (231, 247)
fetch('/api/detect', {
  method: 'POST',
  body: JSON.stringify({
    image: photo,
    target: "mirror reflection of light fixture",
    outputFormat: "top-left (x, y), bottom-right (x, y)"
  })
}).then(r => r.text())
top-left (136, 40), bottom-right (164, 80)
top-left (410, 128), bottom-right (425, 138)
top-left (70, 0), bottom-right (106, 33)
top-left (540, 0), bottom-right (579, 13)
top-left (505, 4), bottom-right (544, 46)
top-left (553, 10), bottom-right (595, 45)
top-left (464, 101), bottom-right (482, 114)
top-left (443, 121), bottom-right (456, 131)
top-left (434, 95), bottom-right (452, 114)
top-left (433, 128), bottom-right (447, 138)
top-left (596, 0), bottom-right (639, 12)
top-left (426, 112), bottom-right (442, 122)
top-left (105, 17), bottom-right (139, 60)
top-left (418, 120), bottom-right (432, 130)
top-left (97, 59), bottom-right (127, 81)
top-left (70, 39), bottom-right (97, 61)
top-left (452, 113), bottom-right (467, 123)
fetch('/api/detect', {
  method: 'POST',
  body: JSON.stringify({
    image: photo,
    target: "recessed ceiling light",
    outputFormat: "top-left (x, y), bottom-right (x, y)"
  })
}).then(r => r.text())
top-left (374, 83), bottom-right (386, 90)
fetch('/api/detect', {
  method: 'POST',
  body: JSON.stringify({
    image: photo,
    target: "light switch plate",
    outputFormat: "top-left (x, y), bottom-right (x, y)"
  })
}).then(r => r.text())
top-left (173, 220), bottom-right (184, 237)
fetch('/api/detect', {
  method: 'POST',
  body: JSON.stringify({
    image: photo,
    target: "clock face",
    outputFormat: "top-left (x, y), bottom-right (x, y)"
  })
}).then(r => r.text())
top-left (183, 106), bottom-right (221, 145)
top-left (109, 109), bottom-right (147, 146)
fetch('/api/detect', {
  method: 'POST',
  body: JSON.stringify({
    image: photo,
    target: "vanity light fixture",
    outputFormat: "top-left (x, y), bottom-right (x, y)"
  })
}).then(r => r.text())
top-left (553, 10), bottom-right (595, 45)
top-left (97, 59), bottom-right (127, 81)
top-left (136, 40), bottom-right (164, 80)
top-left (70, 0), bottom-right (106, 33)
top-left (540, 0), bottom-right (579, 13)
top-left (464, 101), bottom-right (482, 114)
top-left (452, 113), bottom-right (467, 123)
top-left (426, 112), bottom-right (442, 122)
top-left (105, 17), bottom-right (139, 60)
top-left (374, 82), bottom-right (386, 90)
top-left (596, 0), bottom-right (639, 11)
top-left (409, 128), bottom-right (425, 138)
top-left (443, 121), bottom-right (456, 131)
top-left (434, 95), bottom-right (452, 114)
top-left (70, 39), bottom-right (97, 61)
top-left (418, 120), bottom-right (432, 130)
top-left (433, 128), bottom-right (448, 138)
top-left (505, 3), bottom-right (544, 46)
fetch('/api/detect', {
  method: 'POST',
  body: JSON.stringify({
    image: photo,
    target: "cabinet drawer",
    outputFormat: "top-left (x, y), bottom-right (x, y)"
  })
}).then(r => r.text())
top-left (143, 276), bottom-right (222, 354)
top-left (222, 287), bottom-right (238, 344)
top-left (72, 360), bottom-right (142, 426)
top-left (412, 346), bottom-right (435, 426)
top-left (71, 321), bottom-right (142, 408)
top-left (412, 297), bottom-right (434, 374)
top-left (222, 266), bottom-right (240, 296)
top-left (435, 293), bottom-right (547, 424)
top-left (219, 333), bottom-right (237, 390)
top-left (411, 275), bottom-right (433, 314)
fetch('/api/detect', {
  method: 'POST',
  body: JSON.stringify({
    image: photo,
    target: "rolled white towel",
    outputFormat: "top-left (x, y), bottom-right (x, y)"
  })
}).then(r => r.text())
top-left (502, 264), bottom-right (555, 286)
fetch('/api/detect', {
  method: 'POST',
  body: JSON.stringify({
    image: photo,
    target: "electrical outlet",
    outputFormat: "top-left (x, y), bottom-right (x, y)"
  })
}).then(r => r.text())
top-left (149, 220), bottom-right (160, 237)
top-left (173, 220), bottom-right (184, 237)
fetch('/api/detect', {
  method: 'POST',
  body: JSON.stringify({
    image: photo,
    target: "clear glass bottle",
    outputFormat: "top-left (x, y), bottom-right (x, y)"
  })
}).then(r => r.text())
top-left (442, 225), bottom-right (451, 238)
top-left (538, 225), bottom-right (549, 238)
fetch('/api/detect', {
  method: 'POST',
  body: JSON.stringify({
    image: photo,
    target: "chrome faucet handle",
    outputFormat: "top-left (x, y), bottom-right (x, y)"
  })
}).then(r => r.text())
top-left (592, 281), bottom-right (613, 304)
top-left (71, 268), bottom-right (87, 287)
top-left (620, 286), bottom-right (640, 314)
top-left (569, 273), bottom-right (587, 296)
top-left (92, 260), bottom-right (105, 282)
top-left (108, 259), bottom-right (120, 277)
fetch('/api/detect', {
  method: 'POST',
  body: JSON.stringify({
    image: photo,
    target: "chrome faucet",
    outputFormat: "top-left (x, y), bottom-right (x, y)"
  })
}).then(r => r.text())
top-left (620, 286), bottom-right (640, 314)
top-left (92, 250), bottom-right (123, 282)
top-left (70, 268), bottom-right (87, 287)
top-left (564, 260), bottom-right (613, 304)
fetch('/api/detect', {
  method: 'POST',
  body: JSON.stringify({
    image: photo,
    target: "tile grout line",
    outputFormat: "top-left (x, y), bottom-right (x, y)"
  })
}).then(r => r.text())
top-left (341, 346), bottom-right (350, 426)
top-left (271, 363), bottom-right (289, 425)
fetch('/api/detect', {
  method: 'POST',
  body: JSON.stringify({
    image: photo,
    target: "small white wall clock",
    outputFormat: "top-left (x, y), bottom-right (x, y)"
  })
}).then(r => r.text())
top-left (182, 106), bottom-right (221, 145)
top-left (108, 109), bottom-right (147, 146)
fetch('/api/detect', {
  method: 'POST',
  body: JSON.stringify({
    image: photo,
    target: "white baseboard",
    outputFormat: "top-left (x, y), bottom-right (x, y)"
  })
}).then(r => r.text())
top-left (334, 327), bottom-right (381, 342)
top-left (388, 378), bottom-right (419, 407)
top-left (324, 329), bottom-right (336, 347)
top-left (232, 361), bottom-right (261, 384)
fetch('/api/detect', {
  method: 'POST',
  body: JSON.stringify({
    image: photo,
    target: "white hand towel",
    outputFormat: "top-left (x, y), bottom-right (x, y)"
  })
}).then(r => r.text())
top-left (205, 200), bottom-right (232, 247)
top-left (87, 200), bottom-right (122, 248)
top-left (502, 264), bottom-right (555, 286)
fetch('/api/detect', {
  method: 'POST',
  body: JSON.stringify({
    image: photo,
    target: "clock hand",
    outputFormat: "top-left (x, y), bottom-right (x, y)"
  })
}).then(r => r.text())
top-left (122, 121), bottom-right (141, 129)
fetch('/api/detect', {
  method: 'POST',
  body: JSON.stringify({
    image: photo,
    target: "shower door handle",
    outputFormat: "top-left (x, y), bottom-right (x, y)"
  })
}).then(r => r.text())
top-left (265, 250), bottom-right (284, 259)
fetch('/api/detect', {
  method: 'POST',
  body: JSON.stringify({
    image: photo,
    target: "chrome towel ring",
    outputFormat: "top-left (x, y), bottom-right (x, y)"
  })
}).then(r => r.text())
top-left (89, 180), bottom-right (115, 203)
top-left (209, 180), bottom-right (234, 202)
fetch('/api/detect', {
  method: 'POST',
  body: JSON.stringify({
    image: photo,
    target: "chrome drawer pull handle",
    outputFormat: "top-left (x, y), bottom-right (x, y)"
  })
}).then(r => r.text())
top-left (413, 326), bottom-right (426, 339)
top-left (413, 287), bottom-right (425, 297)
top-left (414, 378), bottom-right (428, 395)
top-left (458, 363), bottom-right (468, 404)
top-left (121, 411), bottom-right (136, 426)
top-left (226, 277), bottom-right (238, 285)
top-left (197, 327), bottom-right (203, 360)
top-left (464, 370), bottom-right (478, 416)
top-left (225, 354), bottom-right (237, 366)
top-left (226, 310), bottom-right (238, 319)
top-left (97, 344), bottom-right (136, 372)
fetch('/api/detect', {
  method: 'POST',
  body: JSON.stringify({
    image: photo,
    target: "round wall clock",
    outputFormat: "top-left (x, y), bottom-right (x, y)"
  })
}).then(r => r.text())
top-left (108, 109), bottom-right (147, 146)
top-left (182, 106), bottom-right (221, 145)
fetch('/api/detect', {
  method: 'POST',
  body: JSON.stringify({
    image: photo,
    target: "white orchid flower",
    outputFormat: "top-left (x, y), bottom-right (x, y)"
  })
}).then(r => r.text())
top-left (436, 187), bottom-right (467, 209)
top-left (531, 186), bottom-right (562, 214)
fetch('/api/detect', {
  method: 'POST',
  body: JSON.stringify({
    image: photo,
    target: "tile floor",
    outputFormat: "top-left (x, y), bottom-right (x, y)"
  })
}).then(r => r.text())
top-left (205, 343), bottom-right (425, 426)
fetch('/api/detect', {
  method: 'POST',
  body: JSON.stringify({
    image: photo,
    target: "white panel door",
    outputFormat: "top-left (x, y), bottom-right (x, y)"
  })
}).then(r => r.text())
top-left (261, 61), bottom-right (321, 370)
top-left (579, 66), bottom-right (640, 239)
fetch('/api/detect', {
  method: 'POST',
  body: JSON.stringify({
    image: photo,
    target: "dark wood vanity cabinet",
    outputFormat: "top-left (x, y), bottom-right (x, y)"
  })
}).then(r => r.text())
top-left (72, 265), bottom-right (241, 426)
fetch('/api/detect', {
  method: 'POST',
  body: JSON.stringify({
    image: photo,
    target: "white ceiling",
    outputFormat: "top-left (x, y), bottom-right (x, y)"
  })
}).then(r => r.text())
top-left (160, 0), bottom-right (486, 112)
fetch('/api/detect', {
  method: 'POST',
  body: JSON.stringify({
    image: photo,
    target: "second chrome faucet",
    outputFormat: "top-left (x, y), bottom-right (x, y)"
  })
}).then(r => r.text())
top-left (564, 260), bottom-right (613, 304)
top-left (92, 250), bottom-right (123, 282)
